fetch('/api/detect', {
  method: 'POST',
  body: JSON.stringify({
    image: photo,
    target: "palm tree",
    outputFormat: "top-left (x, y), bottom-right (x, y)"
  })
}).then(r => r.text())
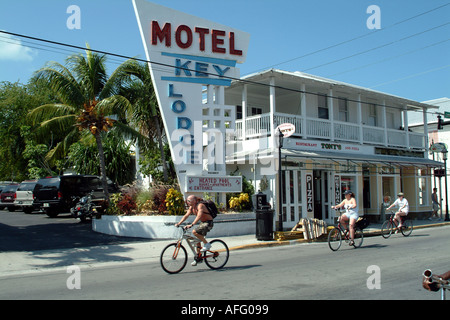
top-left (29, 47), bottom-right (140, 200)
top-left (116, 60), bottom-right (169, 182)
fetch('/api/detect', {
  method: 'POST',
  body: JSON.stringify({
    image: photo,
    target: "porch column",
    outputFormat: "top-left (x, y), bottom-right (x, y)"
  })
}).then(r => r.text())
top-left (301, 83), bottom-right (307, 138)
top-left (270, 76), bottom-right (276, 148)
top-left (242, 84), bottom-right (247, 140)
top-left (423, 107), bottom-right (429, 152)
top-left (328, 88), bottom-right (334, 141)
top-left (403, 106), bottom-right (410, 149)
top-left (357, 94), bottom-right (363, 144)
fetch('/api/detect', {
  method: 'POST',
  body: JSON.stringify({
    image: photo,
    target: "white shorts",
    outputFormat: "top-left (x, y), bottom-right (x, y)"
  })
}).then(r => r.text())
top-left (343, 211), bottom-right (359, 221)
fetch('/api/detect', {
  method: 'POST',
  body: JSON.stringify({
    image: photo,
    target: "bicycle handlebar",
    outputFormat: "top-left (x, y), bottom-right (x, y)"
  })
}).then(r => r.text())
top-left (423, 269), bottom-right (450, 285)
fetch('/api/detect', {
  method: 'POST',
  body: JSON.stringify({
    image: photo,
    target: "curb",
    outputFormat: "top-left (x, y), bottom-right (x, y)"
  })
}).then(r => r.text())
top-left (228, 221), bottom-right (450, 252)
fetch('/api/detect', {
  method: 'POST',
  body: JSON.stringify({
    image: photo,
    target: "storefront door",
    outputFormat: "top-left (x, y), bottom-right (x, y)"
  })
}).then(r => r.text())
top-left (313, 170), bottom-right (331, 224)
top-left (281, 169), bottom-right (302, 228)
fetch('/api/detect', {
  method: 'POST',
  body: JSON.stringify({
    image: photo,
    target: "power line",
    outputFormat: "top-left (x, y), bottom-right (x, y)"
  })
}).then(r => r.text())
top-left (369, 64), bottom-right (450, 89)
top-left (303, 22), bottom-right (450, 72)
top-left (327, 37), bottom-right (450, 77)
top-left (249, 3), bottom-right (450, 74)
top-left (0, 30), bottom-right (441, 117)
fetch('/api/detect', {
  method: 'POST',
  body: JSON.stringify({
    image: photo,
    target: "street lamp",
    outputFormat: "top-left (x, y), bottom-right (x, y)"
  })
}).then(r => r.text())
top-left (443, 150), bottom-right (450, 221)
top-left (276, 127), bottom-right (284, 231)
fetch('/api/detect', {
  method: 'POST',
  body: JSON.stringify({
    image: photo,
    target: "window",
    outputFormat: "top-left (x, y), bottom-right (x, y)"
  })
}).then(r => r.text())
top-left (251, 107), bottom-right (262, 116)
top-left (318, 94), bottom-right (328, 119)
top-left (418, 169), bottom-right (428, 206)
top-left (340, 175), bottom-right (357, 201)
top-left (236, 105), bottom-right (242, 119)
top-left (338, 98), bottom-right (348, 122)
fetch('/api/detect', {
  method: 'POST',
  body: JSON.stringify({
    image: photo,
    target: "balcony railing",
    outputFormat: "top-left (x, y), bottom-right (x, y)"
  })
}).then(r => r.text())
top-left (235, 112), bottom-right (426, 150)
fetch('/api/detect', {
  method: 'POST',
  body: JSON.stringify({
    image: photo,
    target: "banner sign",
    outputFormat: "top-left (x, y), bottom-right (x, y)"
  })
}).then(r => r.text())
top-left (186, 176), bottom-right (242, 192)
top-left (306, 173), bottom-right (313, 213)
top-left (133, 0), bottom-right (250, 193)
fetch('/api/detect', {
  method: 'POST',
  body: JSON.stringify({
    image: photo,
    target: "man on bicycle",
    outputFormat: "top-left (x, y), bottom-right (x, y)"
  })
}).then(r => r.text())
top-left (175, 195), bottom-right (214, 264)
top-left (386, 192), bottom-right (409, 229)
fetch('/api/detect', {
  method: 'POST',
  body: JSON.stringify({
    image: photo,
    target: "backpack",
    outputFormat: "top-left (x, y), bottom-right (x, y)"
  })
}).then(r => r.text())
top-left (201, 200), bottom-right (218, 219)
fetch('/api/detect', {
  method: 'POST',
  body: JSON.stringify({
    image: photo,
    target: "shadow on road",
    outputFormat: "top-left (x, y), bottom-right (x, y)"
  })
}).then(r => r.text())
top-left (0, 211), bottom-right (148, 252)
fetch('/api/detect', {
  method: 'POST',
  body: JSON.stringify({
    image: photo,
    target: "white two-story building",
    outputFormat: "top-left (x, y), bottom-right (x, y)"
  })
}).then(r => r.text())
top-left (224, 69), bottom-right (442, 229)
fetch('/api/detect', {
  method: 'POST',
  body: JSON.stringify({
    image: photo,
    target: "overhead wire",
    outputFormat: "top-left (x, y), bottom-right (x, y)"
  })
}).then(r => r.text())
top-left (0, 29), bottom-right (444, 118)
top-left (250, 2), bottom-right (450, 73)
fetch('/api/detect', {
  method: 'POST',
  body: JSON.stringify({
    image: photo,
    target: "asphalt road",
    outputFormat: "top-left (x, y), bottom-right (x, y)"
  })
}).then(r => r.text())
top-left (0, 210), bottom-right (448, 301)
top-left (0, 210), bottom-right (148, 252)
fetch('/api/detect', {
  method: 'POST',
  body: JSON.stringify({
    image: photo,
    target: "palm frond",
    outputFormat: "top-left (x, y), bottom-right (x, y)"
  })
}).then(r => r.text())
top-left (34, 62), bottom-right (84, 107)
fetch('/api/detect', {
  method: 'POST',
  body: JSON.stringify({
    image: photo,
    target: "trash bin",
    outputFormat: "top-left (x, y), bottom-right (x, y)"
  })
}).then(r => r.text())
top-left (256, 205), bottom-right (274, 241)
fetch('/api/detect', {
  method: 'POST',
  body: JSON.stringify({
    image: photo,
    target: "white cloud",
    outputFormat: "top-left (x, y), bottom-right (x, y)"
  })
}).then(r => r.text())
top-left (0, 32), bottom-right (37, 62)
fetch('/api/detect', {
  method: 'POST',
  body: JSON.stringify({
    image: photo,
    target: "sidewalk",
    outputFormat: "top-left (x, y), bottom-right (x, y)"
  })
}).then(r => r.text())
top-left (1, 219), bottom-right (449, 276)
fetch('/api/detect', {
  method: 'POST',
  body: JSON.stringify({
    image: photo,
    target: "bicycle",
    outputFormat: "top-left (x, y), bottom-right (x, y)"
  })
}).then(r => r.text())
top-left (381, 210), bottom-right (413, 239)
top-left (160, 224), bottom-right (229, 274)
top-left (328, 210), bottom-right (364, 251)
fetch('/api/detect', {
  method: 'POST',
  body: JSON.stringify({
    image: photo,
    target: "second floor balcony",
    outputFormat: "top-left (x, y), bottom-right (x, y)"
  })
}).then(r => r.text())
top-left (235, 112), bottom-right (426, 150)
top-left (226, 69), bottom-right (435, 152)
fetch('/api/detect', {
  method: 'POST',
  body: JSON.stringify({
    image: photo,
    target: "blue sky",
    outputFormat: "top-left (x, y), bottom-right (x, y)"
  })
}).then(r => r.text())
top-left (0, 0), bottom-right (449, 103)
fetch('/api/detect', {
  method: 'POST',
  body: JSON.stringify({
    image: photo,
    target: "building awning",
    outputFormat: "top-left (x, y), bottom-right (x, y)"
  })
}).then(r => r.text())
top-left (226, 148), bottom-right (443, 168)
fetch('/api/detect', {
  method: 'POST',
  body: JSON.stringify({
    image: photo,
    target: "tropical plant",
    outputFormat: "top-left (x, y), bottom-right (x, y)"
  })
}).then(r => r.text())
top-left (229, 193), bottom-right (250, 212)
top-left (67, 131), bottom-right (135, 185)
top-left (165, 188), bottom-right (185, 216)
top-left (28, 47), bottom-right (141, 199)
top-left (115, 60), bottom-right (170, 182)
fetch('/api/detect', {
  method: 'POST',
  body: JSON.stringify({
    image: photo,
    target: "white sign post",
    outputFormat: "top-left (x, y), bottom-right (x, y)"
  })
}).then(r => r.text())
top-left (133, 0), bottom-right (250, 195)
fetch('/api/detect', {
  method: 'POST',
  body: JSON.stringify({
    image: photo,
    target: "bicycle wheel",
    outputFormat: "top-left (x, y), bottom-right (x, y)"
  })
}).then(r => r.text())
top-left (352, 227), bottom-right (364, 248)
top-left (381, 220), bottom-right (393, 239)
top-left (401, 219), bottom-right (413, 237)
top-left (160, 242), bottom-right (188, 274)
top-left (328, 227), bottom-right (342, 251)
top-left (204, 239), bottom-right (229, 270)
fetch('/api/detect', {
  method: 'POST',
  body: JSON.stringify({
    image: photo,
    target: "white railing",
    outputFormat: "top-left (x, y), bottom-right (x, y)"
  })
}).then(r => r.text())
top-left (334, 121), bottom-right (360, 142)
top-left (307, 118), bottom-right (331, 139)
top-left (363, 126), bottom-right (385, 145)
top-left (234, 112), bottom-right (426, 150)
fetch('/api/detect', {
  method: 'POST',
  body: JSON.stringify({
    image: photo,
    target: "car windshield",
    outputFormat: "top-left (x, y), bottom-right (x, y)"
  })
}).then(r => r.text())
top-left (2, 185), bottom-right (18, 193)
top-left (17, 182), bottom-right (37, 191)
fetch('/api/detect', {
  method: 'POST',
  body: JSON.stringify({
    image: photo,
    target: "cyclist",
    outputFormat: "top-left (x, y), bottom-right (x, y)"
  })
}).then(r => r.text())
top-left (386, 192), bottom-right (409, 230)
top-left (331, 190), bottom-right (358, 246)
top-left (175, 195), bottom-right (214, 265)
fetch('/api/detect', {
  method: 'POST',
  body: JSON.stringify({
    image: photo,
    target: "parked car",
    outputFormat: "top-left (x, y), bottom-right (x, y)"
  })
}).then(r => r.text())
top-left (34, 175), bottom-right (118, 217)
top-left (0, 184), bottom-right (20, 211)
top-left (14, 180), bottom-right (38, 214)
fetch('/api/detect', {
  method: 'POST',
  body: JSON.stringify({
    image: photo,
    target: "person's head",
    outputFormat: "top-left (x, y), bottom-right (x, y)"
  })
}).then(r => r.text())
top-left (344, 190), bottom-right (354, 198)
top-left (397, 192), bottom-right (405, 199)
top-left (186, 195), bottom-right (199, 207)
top-left (433, 188), bottom-right (437, 193)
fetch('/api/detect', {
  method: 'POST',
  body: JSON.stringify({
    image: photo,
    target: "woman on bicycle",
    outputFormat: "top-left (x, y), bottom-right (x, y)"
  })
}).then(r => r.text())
top-left (331, 190), bottom-right (358, 246)
top-left (386, 192), bottom-right (409, 230)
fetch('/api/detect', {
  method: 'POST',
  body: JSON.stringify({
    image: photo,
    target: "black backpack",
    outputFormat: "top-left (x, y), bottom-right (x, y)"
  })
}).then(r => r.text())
top-left (201, 200), bottom-right (218, 219)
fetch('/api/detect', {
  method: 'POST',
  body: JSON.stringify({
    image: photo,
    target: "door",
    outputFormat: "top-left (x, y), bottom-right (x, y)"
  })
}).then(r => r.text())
top-left (313, 170), bottom-right (331, 224)
top-left (281, 169), bottom-right (302, 229)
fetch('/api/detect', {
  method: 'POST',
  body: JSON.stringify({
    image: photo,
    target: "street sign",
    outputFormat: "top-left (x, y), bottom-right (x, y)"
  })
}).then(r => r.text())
top-left (276, 123), bottom-right (296, 138)
top-left (445, 112), bottom-right (450, 119)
